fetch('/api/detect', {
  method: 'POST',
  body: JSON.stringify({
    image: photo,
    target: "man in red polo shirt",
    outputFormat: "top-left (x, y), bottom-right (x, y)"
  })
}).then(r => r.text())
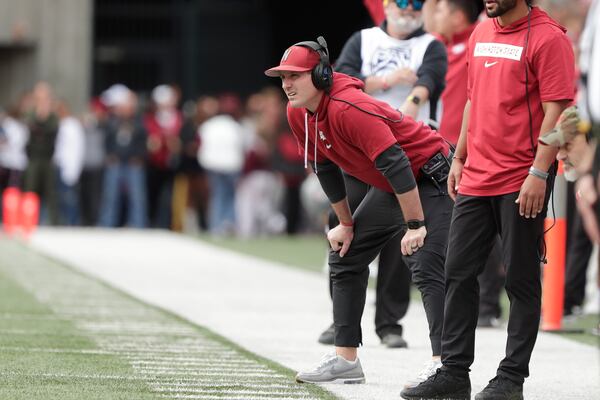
top-left (401, 1), bottom-right (575, 399)
top-left (265, 36), bottom-right (454, 386)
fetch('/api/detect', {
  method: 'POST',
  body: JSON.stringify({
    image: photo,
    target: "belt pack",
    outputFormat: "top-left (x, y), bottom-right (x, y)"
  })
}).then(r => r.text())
top-left (421, 150), bottom-right (453, 184)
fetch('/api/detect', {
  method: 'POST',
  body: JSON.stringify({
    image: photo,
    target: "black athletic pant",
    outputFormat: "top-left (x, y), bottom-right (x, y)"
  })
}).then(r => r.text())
top-left (330, 176), bottom-right (451, 355)
top-left (442, 185), bottom-right (552, 383)
top-left (564, 203), bottom-right (593, 313)
top-left (328, 175), bottom-right (412, 340)
top-left (478, 239), bottom-right (505, 319)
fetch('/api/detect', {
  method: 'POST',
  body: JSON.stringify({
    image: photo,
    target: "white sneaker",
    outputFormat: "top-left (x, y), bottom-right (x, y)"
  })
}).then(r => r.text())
top-left (296, 352), bottom-right (365, 384)
top-left (403, 358), bottom-right (443, 389)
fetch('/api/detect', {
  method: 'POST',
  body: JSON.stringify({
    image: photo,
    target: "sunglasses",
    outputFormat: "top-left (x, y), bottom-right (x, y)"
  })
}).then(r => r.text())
top-left (385, 0), bottom-right (425, 11)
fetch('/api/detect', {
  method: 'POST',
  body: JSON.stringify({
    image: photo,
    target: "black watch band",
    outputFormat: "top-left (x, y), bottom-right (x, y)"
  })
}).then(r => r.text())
top-left (406, 219), bottom-right (425, 230)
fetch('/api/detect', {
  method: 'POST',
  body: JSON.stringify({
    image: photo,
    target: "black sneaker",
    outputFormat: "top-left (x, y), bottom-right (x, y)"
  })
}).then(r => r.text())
top-left (477, 315), bottom-right (501, 328)
top-left (317, 323), bottom-right (334, 345)
top-left (475, 376), bottom-right (523, 400)
top-left (381, 332), bottom-right (408, 348)
top-left (400, 368), bottom-right (471, 400)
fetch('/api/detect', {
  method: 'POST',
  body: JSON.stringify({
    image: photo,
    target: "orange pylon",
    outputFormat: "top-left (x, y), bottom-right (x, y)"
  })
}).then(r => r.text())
top-left (541, 162), bottom-right (566, 331)
top-left (2, 187), bottom-right (22, 236)
top-left (19, 192), bottom-right (40, 239)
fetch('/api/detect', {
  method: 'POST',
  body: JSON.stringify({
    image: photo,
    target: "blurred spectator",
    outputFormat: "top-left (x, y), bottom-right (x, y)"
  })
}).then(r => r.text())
top-left (0, 96), bottom-right (29, 193)
top-left (197, 92), bottom-right (247, 236)
top-left (23, 81), bottom-right (59, 225)
top-left (174, 95), bottom-right (219, 233)
top-left (79, 98), bottom-right (108, 226)
top-left (98, 85), bottom-right (148, 228)
top-left (144, 84), bottom-right (183, 228)
top-left (54, 100), bottom-right (85, 225)
top-left (269, 89), bottom-right (307, 235)
top-left (235, 88), bottom-right (288, 238)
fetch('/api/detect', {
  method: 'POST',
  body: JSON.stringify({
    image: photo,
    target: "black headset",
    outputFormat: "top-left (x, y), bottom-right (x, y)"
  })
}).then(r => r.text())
top-left (293, 36), bottom-right (334, 91)
top-left (295, 36), bottom-right (404, 123)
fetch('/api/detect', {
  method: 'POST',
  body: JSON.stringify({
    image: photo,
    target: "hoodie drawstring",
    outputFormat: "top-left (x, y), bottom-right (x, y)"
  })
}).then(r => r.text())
top-left (304, 112), bottom-right (309, 169)
top-left (303, 111), bottom-right (319, 173)
top-left (314, 112), bottom-right (319, 174)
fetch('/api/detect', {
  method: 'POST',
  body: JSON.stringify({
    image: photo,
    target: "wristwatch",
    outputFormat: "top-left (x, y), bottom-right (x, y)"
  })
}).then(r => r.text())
top-left (407, 94), bottom-right (421, 106)
top-left (406, 219), bottom-right (425, 230)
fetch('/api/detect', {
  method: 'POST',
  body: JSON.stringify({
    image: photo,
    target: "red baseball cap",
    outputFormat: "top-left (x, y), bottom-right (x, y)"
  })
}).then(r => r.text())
top-left (264, 45), bottom-right (320, 77)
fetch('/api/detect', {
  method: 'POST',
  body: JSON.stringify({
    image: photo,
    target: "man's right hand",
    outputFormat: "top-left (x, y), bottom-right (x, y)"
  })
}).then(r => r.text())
top-left (327, 224), bottom-right (354, 257)
top-left (447, 158), bottom-right (464, 201)
top-left (401, 226), bottom-right (427, 256)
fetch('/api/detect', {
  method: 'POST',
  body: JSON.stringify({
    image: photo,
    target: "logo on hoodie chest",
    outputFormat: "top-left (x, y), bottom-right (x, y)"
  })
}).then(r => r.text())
top-left (474, 42), bottom-right (523, 61)
top-left (319, 130), bottom-right (332, 150)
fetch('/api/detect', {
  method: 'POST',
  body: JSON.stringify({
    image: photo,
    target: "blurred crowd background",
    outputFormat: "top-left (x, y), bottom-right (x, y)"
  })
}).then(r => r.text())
top-left (0, 0), bottom-right (595, 246)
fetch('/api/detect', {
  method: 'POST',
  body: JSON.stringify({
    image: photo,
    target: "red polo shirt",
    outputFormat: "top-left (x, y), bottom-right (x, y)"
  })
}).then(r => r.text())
top-left (460, 8), bottom-right (575, 196)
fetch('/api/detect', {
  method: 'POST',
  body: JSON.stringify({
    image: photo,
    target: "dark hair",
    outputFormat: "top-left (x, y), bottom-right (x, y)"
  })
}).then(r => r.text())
top-left (446, 0), bottom-right (484, 23)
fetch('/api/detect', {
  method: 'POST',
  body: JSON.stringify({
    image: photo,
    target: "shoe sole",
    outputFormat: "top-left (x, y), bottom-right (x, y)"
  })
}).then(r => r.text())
top-left (400, 396), bottom-right (469, 400)
top-left (296, 377), bottom-right (366, 384)
top-left (400, 390), bottom-right (470, 400)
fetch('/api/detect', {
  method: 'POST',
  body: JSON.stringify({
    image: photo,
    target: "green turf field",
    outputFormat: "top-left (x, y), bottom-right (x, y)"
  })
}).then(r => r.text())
top-left (0, 238), bottom-right (339, 400)
top-left (197, 233), bottom-right (600, 348)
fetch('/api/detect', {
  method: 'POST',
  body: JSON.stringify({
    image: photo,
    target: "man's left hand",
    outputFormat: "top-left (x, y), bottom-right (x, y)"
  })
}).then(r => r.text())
top-left (516, 174), bottom-right (547, 218)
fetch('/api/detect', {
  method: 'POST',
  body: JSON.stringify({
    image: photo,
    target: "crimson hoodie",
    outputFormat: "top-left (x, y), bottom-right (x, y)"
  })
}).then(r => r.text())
top-left (287, 72), bottom-right (449, 193)
top-left (460, 7), bottom-right (575, 196)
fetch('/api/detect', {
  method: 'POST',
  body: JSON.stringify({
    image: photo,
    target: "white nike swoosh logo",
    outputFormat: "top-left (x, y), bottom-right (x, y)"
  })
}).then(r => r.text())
top-left (484, 61), bottom-right (499, 68)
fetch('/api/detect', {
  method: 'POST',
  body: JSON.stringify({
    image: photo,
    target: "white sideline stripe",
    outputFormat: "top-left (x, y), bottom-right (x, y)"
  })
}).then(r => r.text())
top-left (134, 366), bottom-right (271, 373)
top-left (131, 360), bottom-right (259, 367)
top-left (155, 388), bottom-right (307, 395)
top-left (0, 329), bottom-right (65, 335)
top-left (125, 354), bottom-right (247, 360)
top-left (152, 383), bottom-right (295, 389)
top-left (159, 395), bottom-right (316, 400)
top-left (146, 377), bottom-right (290, 383)
top-left (0, 347), bottom-right (243, 359)
top-left (0, 372), bottom-right (143, 381)
top-left (0, 346), bottom-right (119, 355)
top-left (134, 369), bottom-right (284, 378)
top-left (0, 313), bottom-right (66, 320)
top-left (96, 345), bottom-right (229, 352)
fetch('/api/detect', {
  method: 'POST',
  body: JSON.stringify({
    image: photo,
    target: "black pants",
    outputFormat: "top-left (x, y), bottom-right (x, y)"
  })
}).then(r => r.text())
top-left (24, 159), bottom-right (58, 225)
top-left (328, 175), bottom-right (412, 340)
top-left (478, 238), bottom-right (505, 319)
top-left (564, 190), bottom-right (593, 313)
top-left (79, 168), bottom-right (104, 226)
top-left (442, 186), bottom-right (552, 383)
top-left (330, 176), bottom-right (451, 355)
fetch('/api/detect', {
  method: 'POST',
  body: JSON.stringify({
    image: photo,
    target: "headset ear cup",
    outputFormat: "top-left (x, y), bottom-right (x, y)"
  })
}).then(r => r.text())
top-left (322, 64), bottom-right (333, 89)
top-left (311, 64), bottom-right (322, 90)
top-left (312, 62), bottom-right (333, 90)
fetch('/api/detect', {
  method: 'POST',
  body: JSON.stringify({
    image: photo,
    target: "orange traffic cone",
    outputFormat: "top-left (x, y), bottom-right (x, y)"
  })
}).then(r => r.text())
top-left (541, 162), bottom-right (566, 331)
top-left (2, 187), bottom-right (22, 236)
top-left (19, 191), bottom-right (40, 239)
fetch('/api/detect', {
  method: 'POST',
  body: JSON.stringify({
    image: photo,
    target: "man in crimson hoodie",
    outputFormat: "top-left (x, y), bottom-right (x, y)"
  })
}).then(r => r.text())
top-left (265, 37), bottom-right (454, 385)
top-left (401, 1), bottom-right (575, 400)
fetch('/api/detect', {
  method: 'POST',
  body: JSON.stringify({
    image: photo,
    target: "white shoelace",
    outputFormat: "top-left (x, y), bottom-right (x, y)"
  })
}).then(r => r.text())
top-left (315, 352), bottom-right (338, 371)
